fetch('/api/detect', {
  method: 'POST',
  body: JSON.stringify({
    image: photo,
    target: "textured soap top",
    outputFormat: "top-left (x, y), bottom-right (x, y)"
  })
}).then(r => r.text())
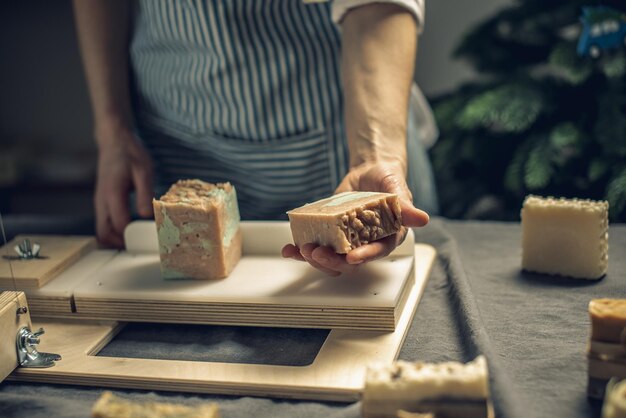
top-left (591, 299), bottom-right (626, 322)
top-left (523, 195), bottom-right (609, 213)
top-left (288, 191), bottom-right (396, 215)
top-left (590, 299), bottom-right (626, 343)
top-left (364, 356), bottom-right (489, 401)
top-left (158, 179), bottom-right (234, 206)
top-left (603, 379), bottom-right (626, 418)
top-left (287, 191), bottom-right (402, 253)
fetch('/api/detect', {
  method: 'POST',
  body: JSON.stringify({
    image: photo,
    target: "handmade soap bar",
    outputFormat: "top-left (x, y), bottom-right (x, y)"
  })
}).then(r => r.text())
top-left (362, 356), bottom-right (491, 418)
top-left (521, 195), bottom-right (609, 279)
top-left (588, 299), bottom-right (626, 399)
top-left (603, 379), bottom-right (626, 418)
top-left (397, 412), bottom-right (434, 418)
top-left (287, 192), bottom-right (402, 254)
top-left (153, 180), bottom-right (242, 280)
top-left (590, 299), bottom-right (626, 343)
top-left (92, 391), bottom-right (220, 418)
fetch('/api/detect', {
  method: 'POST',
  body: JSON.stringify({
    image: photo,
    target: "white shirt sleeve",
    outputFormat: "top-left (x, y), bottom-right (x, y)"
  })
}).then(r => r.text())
top-left (331, 0), bottom-right (424, 32)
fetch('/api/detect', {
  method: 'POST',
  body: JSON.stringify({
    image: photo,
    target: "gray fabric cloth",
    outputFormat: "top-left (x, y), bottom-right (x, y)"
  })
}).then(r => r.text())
top-left (1, 219), bottom-right (624, 418)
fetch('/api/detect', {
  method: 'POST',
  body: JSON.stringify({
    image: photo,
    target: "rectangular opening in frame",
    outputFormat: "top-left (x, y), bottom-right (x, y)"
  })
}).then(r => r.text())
top-left (95, 322), bottom-right (330, 367)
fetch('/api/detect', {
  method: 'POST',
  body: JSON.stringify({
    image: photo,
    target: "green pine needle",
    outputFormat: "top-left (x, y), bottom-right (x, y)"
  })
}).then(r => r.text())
top-left (457, 84), bottom-right (543, 133)
top-left (606, 168), bottom-right (626, 217)
top-left (433, 96), bottom-right (467, 129)
top-left (601, 54), bottom-right (626, 79)
top-left (548, 42), bottom-right (593, 84)
top-left (524, 141), bottom-right (553, 190)
top-left (549, 122), bottom-right (581, 148)
top-left (588, 159), bottom-right (610, 182)
top-left (504, 144), bottom-right (529, 194)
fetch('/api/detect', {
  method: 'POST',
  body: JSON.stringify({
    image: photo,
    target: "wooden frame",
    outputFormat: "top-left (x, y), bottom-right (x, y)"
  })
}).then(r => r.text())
top-left (9, 244), bottom-right (436, 401)
top-left (5, 222), bottom-right (422, 331)
top-left (0, 236), bottom-right (96, 289)
top-left (0, 292), bottom-right (32, 382)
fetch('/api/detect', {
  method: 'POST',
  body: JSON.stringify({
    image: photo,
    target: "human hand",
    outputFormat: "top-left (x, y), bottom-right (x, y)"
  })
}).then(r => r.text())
top-left (281, 162), bottom-right (429, 276)
top-left (94, 123), bottom-right (154, 248)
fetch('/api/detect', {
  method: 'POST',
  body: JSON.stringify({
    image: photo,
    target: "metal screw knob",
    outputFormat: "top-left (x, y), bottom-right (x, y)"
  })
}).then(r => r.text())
top-left (16, 326), bottom-right (61, 368)
top-left (26, 336), bottom-right (40, 346)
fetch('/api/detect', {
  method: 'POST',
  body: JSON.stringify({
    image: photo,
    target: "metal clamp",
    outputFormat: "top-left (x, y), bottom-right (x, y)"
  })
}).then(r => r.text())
top-left (3, 239), bottom-right (48, 261)
top-left (16, 326), bottom-right (61, 368)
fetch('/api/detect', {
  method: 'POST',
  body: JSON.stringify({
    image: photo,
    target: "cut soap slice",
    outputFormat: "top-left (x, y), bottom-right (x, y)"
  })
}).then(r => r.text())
top-left (362, 356), bottom-right (491, 418)
top-left (287, 191), bottom-right (402, 254)
top-left (590, 299), bottom-right (626, 343)
top-left (521, 195), bottom-right (608, 279)
top-left (153, 179), bottom-right (242, 280)
top-left (91, 391), bottom-right (220, 418)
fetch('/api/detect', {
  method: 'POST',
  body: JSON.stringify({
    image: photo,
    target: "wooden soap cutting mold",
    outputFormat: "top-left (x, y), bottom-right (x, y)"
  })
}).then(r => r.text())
top-left (3, 221), bottom-right (422, 331)
top-left (8, 244), bottom-right (435, 401)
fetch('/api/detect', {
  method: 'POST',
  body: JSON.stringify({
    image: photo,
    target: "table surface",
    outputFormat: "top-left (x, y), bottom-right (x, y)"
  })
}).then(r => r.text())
top-left (0, 218), bottom-right (624, 418)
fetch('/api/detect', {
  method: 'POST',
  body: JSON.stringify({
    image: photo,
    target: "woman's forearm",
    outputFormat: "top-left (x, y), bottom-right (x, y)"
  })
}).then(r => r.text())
top-left (73, 0), bottom-right (132, 144)
top-left (341, 4), bottom-right (418, 174)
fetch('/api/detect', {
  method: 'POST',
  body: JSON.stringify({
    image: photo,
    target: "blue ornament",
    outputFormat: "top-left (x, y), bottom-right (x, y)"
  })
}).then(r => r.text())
top-left (577, 6), bottom-right (626, 58)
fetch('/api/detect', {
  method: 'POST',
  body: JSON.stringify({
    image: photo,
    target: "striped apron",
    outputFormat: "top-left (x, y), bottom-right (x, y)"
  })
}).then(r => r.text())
top-left (130, 0), bottom-right (438, 219)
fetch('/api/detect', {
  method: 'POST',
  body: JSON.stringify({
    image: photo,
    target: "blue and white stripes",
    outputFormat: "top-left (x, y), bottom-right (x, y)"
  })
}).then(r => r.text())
top-left (130, 0), bottom-right (349, 219)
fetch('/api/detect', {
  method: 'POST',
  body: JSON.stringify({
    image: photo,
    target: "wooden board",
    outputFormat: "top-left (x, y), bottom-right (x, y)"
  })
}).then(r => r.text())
top-left (8, 244), bottom-right (435, 400)
top-left (71, 221), bottom-right (420, 330)
top-left (0, 235), bottom-right (96, 289)
top-left (0, 250), bottom-right (116, 316)
top-left (0, 291), bottom-right (32, 382)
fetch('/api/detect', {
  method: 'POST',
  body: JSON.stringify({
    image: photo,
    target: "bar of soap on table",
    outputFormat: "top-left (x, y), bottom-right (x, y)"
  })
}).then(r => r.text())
top-left (396, 412), bottom-right (435, 418)
top-left (287, 192), bottom-right (402, 254)
top-left (362, 356), bottom-right (492, 418)
top-left (588, 299), bottom-right (626, 399)
top-left (92, 391), bottom-right (220, 418)
top-left (603, 379), bottom-right (626, 418)
top-left (521, 195), bottom-right (609, 279)
top-left (153, 180), bottom-right (242, 280)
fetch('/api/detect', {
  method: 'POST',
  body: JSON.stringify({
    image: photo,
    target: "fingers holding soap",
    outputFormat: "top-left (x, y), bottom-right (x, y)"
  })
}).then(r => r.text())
top-left (281, 244), bottom-right (306, 261)
top-left (383, 177), bottom-right (428, 228)
top-left (283, 243), bottom-right (360, 276)
top-left (400, 199), bottom-right (429, 228)
top-left (299, 244), bottom-right (342, 277)
top-left (311, 246), bottom-right (361, 275)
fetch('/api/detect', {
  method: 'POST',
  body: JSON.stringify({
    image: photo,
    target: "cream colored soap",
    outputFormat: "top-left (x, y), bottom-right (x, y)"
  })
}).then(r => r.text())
top-left (521, 195), bottom-right (608, 280)
top-left (92, 391), bottom-right (220, 418)
top-left (590, 299), bottom-right (626, 343)
top-left (603, 379), bottom-right (626, 418)
top-left (153, 180), bottom-right (242, 280)
top-left (287, 191), bottom-right (402, 254)
top-left (397, 412), bottom-right (434, 418)
top-left (362, 356), bottom-right (490, 418)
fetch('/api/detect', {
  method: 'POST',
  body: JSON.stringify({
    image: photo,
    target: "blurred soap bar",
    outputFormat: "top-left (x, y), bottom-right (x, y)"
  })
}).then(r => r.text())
top-left (362, 356), bottom-right (491, 418)
top-left (590, 299), bottom-right (626, 343)
top-left (287, 191), bottom-right (402, 254)
top-left (397, 412), bottom-right (435, 418)
top-left (153, 179), bottom-right (242, 280)
top-left (521, 195), bottom-right (608, 279)
top-left (92, 391), bottom-right (220, 418)
top-left (602, 379), bottom-right (626, 418)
